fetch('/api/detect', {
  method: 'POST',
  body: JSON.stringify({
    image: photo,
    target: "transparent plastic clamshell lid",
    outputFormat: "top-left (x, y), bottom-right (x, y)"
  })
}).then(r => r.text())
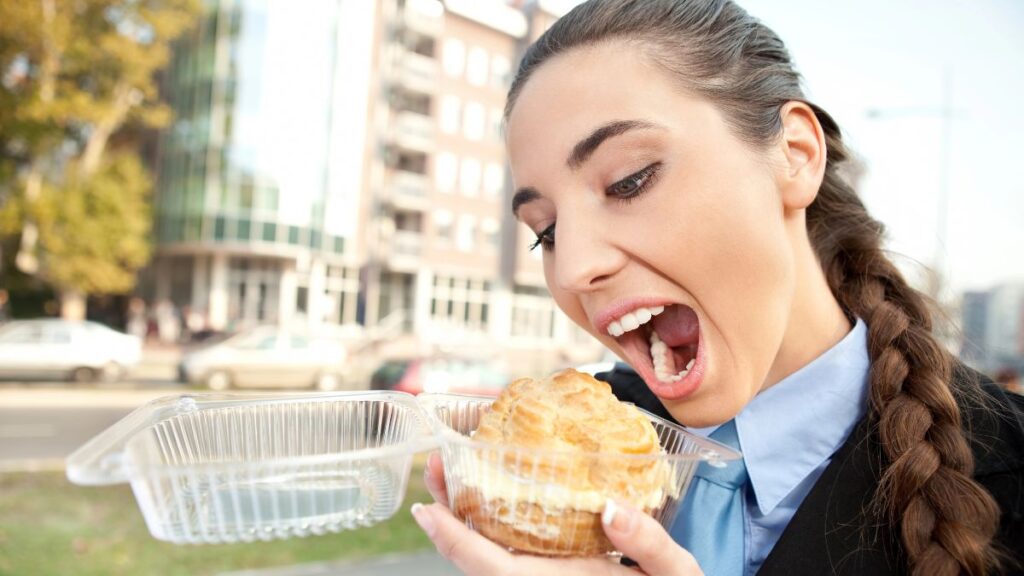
top-left (66, 391), bottom-right (438, 544)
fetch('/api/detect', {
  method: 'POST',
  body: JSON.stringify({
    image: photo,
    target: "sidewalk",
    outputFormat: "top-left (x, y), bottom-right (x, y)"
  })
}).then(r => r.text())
top-left (219, 551), bottom-right (459, 576)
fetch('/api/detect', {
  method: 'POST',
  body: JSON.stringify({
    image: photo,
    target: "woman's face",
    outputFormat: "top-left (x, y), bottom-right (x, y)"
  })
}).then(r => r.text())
top-left (507, 43), bottom-right (806, 427)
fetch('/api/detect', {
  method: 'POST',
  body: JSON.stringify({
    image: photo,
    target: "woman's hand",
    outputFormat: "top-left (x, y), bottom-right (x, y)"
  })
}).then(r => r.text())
top-left (414, 452), bottom-right (704, 576)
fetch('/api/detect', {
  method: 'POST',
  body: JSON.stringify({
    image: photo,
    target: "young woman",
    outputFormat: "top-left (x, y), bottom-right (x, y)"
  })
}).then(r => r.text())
top-left (410, 1), bottom-right (1024, 574)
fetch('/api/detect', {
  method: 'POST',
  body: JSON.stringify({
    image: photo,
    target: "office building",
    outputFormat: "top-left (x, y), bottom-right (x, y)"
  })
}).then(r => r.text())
top-left (960, 283), bottom-right (1024, 373)
top-left (146, 0), bottom-right (601, 369)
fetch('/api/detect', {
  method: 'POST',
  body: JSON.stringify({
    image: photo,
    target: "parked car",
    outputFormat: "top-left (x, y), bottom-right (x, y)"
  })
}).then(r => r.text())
top-left (178, 326), bottom-right (348, 391)
top-left (370, 357), bottom-right (510, 396)
top-left (0, 319), bottom-right (142, 382)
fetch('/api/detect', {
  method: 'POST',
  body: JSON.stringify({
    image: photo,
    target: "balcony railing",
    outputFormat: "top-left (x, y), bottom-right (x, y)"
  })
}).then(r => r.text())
top-left (392, 111), bottom-right (435, 152)
top-left (403, 0), bottom-right (443, 36)
top-left (391, 230), bottom-right (423, 258)
top-left (386, 170), bottom-right (429, 210)
top-left (395, 49), bottom-right (438, 94)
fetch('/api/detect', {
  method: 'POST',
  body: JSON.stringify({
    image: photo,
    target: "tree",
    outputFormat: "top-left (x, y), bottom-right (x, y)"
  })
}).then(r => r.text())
top-left (0, 0), bottom-right (199, 319)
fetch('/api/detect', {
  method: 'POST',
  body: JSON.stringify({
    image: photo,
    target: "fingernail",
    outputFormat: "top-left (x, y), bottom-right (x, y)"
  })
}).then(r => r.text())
top-left (602, 499), bottom-right (634, 533)
top-left (411, 502), bottom-right (436, 537)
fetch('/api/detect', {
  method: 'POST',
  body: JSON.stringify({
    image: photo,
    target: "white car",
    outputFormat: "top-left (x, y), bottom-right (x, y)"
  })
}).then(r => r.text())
top-left (178, 326), bottom-right (349, 391)
top-left (0, 319), bottom-right (142, 382)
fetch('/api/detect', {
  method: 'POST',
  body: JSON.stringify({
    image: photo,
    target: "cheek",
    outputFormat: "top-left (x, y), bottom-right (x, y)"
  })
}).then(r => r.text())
top-left (651, 166), bottom-right (789, 289)
top-left (655, 169), bottom-right (795, 387)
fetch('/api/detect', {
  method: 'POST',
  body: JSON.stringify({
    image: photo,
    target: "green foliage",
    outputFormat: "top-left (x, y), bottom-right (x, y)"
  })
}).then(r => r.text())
top-left (30, 154), bottom-right (153, 294)
top-left (0, 0), bottom-right (200, 297)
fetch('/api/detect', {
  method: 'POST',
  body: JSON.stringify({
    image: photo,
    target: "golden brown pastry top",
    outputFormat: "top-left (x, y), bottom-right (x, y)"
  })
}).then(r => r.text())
top-left (471, 368), bottom-right (668, 503)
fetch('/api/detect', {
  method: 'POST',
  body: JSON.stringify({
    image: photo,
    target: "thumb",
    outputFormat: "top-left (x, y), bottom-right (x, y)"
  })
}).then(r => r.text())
top-left (601, 500), bottom-right (703, 575)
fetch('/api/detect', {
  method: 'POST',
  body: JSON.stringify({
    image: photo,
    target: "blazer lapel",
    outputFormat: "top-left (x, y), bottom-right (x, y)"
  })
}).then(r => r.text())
top-left (757, 417), bottom-right (903, 575)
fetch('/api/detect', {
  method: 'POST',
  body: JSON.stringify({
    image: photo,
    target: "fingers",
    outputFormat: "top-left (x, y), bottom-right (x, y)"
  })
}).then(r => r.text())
top-left (411, 501), bottom-right (639, 576)
top-left (411, 502), bottom-right (514, 575)
top-left (424, 451), bottom-right (448, 505)
top-left (601, 500), bottom-right (703, 575)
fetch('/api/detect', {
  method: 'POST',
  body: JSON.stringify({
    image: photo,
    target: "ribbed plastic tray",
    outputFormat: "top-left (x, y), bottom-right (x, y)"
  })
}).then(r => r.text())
top-left (67, 391), bottom-right (435, 544)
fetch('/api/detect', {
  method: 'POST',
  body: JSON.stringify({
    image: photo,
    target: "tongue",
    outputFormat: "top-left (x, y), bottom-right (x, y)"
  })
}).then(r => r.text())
top-left (651, 305), bottom-right (699, 348)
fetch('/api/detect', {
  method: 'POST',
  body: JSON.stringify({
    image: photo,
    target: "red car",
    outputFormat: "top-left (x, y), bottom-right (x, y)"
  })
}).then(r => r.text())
top-left (370, 357), bottom-right (509, 397)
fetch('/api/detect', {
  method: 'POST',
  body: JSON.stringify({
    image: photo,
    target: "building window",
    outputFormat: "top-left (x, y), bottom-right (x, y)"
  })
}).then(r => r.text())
top-left (484, 162), bottom-right (504, 198)
top-left (480, 218), bottom-right (500, 250)
top-left (512, 286), bottom-right (557, 340)
top-left (214, 216), bottom-right (227, 241)
top-left (395, 150), bottom-right (428, 174)
top-left (463, 101), bottom-right (485, 141)
top-left (490, 54), bottom-right (511, 89)
top-left (431, 275), bottom-right (491, 332)
top-left (442, 38), bottom-right (465, 78)
top-left (433, 209), bottom-right (454, 244)
top-left (261, 222), bottom-right (276, 242)
top-left (460, 157), bottom-right (481, 197)
top-left (326, 265), bottom-right (361, 326)
top-left (439, 95), bottom-right (460, 134)
top-left (456, 214), bottom-right (475, 252)
top-left (435, 152), bottom-right (457, 193)
top-left (467, 46), bottom-right (488, 86)
top-left (236, 218), bottom-right (251, 241)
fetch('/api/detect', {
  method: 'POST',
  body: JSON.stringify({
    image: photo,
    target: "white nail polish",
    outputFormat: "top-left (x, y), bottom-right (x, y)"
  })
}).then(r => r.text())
top-left (601, 498), bottom-right (617, 527)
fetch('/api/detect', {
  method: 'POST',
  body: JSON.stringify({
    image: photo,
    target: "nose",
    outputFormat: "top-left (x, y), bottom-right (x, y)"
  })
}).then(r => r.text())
top-left (551, 211), bottom-right (626, 293)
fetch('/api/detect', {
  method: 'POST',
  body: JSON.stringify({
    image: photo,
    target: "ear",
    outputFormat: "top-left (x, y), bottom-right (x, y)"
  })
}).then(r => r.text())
top-left (775, 101), bottom-right (827, 211)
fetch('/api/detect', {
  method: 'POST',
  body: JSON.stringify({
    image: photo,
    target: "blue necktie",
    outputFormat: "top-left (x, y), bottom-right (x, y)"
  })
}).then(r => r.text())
top-left (671, 419), bottom-right (748, 576)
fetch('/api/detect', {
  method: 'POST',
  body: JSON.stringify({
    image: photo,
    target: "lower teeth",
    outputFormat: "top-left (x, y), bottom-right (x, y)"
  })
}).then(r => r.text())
top-left (649, 331), bottom-right (694, 383)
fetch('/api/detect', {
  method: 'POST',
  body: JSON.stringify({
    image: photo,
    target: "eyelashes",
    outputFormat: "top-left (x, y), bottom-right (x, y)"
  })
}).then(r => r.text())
top-left (528, 222), bottom-right (555, 252)
top-left (528, 161), bottom-right (663, 252)
top-left (607, 161), bottom-right (662, 202)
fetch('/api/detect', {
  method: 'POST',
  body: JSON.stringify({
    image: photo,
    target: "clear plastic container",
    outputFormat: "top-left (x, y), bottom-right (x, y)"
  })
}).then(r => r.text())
top-left (417, 393), bottom-right (742, 556)
top-left (66, 391), bottom-right (436, 544)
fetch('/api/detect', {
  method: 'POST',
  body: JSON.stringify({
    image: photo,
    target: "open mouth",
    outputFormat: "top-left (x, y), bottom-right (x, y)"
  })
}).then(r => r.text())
top-left (606, 303), bottom-right (703, 400)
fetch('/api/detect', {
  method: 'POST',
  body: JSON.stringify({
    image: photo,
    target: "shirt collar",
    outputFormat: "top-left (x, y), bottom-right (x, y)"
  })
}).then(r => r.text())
top-left (693, 319), bottom-right (870, 515)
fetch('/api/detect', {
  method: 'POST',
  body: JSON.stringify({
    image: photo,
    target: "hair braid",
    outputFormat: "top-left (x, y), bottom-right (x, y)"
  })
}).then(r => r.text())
top-left (808, 111), bottom-right (1001, 575)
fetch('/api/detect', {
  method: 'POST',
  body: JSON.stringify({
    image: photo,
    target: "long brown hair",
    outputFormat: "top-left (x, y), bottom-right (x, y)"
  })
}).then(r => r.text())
top-left (505, 1), bottom-right (1000, 574)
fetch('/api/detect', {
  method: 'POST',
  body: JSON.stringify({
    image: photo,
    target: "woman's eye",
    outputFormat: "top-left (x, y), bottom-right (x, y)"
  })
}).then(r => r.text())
top-left (607, 162), bottom-right (662, 201)
top-left (529, 222), bottom-right (555, 252)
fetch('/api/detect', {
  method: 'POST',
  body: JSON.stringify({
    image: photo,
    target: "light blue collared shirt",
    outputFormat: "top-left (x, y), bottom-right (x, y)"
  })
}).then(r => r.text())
top-left (687, 319), bottom-right (870, 575)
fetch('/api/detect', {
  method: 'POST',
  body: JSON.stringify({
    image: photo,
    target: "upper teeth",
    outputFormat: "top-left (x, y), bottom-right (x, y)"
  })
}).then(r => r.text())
top-left (607, 306), bottom-right (665, 337)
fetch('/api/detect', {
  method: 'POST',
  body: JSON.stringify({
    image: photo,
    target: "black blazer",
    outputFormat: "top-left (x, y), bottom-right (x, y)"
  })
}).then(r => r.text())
top-left (598, 363), bottom-right (1024, 575)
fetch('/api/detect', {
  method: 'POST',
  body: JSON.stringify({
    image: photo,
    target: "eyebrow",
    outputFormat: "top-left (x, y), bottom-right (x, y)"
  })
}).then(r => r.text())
top-left (511, 119), bottom-right (663, 218)
top-left (568, 119), bottom-right (659, 170)
top-left (511, 187), bottom-right (541, 217)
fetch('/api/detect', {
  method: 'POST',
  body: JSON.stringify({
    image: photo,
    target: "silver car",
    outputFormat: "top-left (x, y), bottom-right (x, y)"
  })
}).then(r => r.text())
top-left (0, 319), bottom-right (142, 382)
top-left (178, 326), bottom-right (349, 391)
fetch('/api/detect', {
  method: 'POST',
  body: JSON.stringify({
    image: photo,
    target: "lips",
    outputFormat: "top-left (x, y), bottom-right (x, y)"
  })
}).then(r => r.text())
top-left (600, 302), bottom-right (704, 400)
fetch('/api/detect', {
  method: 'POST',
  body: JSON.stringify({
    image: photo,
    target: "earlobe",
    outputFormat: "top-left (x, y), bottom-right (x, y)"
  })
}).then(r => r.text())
top-left (777, 101), bottom-right (827, 211)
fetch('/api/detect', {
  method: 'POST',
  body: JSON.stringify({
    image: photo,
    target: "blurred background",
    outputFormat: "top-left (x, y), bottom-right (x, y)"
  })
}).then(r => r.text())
top-left (0, 0), bottom-right (1021, 574)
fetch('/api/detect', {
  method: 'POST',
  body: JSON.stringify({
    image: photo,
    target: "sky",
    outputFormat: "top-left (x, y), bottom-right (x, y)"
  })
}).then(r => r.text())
top-left (728, 0), bottom-right (1024, 295)
top-left (564, 0), bottom-right (1024, 295)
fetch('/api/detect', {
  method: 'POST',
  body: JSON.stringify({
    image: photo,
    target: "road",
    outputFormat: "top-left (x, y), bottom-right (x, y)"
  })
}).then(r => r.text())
top-left (0, 383), bottom-right (186, 469)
